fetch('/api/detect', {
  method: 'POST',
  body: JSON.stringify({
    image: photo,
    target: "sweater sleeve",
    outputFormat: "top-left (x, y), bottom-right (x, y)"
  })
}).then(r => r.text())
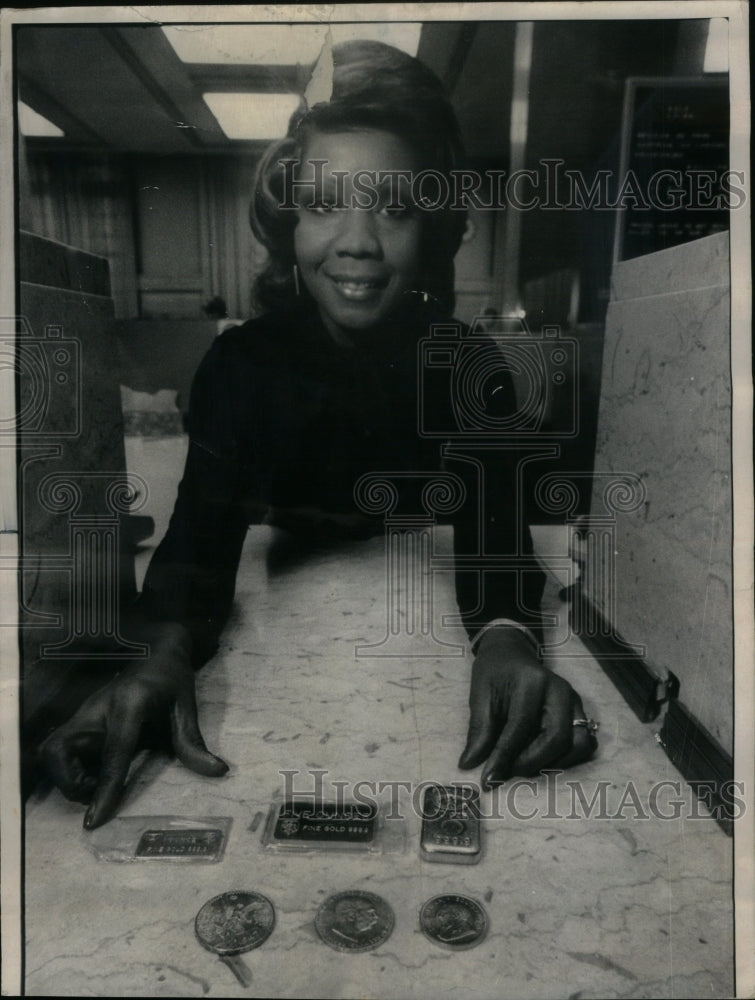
top-left (446, 341), bottom-right (546, 645)
top-left (137, 335), bottom-right (250, 667)
top-left (450, 447), bottom-right (546, 645)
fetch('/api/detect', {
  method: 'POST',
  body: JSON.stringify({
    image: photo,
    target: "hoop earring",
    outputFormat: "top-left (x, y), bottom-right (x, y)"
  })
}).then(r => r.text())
top-left (402, 288), bottom-right (436, 305)
top-left (293, 264), bottom-right (301, 297)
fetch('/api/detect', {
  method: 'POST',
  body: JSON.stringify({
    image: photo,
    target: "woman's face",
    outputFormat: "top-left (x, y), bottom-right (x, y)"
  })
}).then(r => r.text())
top-left (293, 129), bottom-right (423, 345)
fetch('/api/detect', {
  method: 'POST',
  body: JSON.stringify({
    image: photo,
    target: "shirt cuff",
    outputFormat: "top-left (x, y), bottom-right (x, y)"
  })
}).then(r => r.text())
top-left (469, 618), bottom-right (540, 656)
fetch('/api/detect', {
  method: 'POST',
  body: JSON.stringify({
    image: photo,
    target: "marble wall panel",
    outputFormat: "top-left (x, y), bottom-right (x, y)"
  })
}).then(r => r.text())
top-left (17, 235), bottom-right (134, 755)
top-left (585, 232), bottom-right (732, 751)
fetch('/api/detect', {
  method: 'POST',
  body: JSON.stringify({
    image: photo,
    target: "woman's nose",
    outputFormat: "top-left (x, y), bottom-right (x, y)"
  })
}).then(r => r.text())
top-left (332, 209), bottom-right (382, 258)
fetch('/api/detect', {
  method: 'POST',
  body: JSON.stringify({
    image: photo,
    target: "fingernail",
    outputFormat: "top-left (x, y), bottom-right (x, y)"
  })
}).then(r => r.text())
top-left (83, 806), bottom-right (95, 829)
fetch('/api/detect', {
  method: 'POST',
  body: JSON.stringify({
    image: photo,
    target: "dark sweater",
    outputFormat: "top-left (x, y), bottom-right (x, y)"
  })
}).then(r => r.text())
top-left (138, 298), bottom-right (545, 665)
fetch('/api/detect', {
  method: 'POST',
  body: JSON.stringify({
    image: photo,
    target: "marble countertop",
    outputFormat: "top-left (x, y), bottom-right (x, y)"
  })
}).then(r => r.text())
top-left (23, 526), bottom-right (733, 998)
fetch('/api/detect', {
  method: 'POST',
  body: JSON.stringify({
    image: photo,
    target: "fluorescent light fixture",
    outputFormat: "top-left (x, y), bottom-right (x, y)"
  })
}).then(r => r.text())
top-left (703, 18), bottom-right (728, 73)
top-left (17, 101), bottom-right (64, 137)
top-left (163, 23), bottom-right (421, 65)
top-left (203, 92), bottom-right (301, 140)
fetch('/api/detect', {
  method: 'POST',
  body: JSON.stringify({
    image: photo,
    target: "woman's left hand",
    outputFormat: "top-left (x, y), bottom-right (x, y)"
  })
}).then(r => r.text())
top-left (457, 627), bottom-right (597, 789)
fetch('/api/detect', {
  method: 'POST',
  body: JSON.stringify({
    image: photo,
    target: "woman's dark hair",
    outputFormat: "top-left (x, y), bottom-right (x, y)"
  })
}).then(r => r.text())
top-left (250, 39), bottom-right (468, 316)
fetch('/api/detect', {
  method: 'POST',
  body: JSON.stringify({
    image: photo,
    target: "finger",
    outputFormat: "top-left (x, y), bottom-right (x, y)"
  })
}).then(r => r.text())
top-left (39, 730), bottom-right (102, 803)
top-left (555, 703), bottom-right (599, 770)
top-left (458, 675), bottom-right (499, 770)
top-left (541, 688), bottom-right (599, 770)
top-left (508, 677), bottom-right (574, 776)
top-left (551, 727), bottom-right (598, 770)
top-left (480, 673), bottom-right (547, 788)
top-left (170, 691), bottom-right (229, 778)
top-left (84, 712), bottom-right (142, 830)
top-left (565, 692), bottom-right (599, 755)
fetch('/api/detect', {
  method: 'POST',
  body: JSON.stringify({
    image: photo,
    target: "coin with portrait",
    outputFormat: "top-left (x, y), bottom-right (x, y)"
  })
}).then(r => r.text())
top-left (419, 894), bottom-right (488, 950)
top-left (315, 890), bottom-right (395, 953)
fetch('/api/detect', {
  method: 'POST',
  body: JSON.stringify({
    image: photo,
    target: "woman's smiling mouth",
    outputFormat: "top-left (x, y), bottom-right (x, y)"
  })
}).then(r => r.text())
top-left (326, 273), bottom-right (390, 300)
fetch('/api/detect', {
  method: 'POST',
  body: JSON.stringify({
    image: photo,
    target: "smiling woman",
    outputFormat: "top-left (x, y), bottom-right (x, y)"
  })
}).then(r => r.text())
top-left (8, 11), bottom-right (746, 1000)
top-left (250, 39), bottom-right (467, 316)
top-left (39, 38), bottom-right (596, 831)
top-left (292, 130), bottom-right (423, 344)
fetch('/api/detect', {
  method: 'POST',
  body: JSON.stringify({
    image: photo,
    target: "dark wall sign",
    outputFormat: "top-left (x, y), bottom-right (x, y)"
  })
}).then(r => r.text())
top-left (614, 76), bottom-right (730, 262)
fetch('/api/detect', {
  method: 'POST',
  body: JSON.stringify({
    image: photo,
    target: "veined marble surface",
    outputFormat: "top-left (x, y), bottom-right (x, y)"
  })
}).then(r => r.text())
top-left (586, 232), bottom-right (732, 752)
top-left (24, 523), bottom-right (732, 998)
top-left (610, 229), bottom-right (730, 301)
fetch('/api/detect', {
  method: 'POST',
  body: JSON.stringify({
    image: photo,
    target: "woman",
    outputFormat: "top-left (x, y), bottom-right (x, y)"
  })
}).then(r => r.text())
top-left (41, 40), bottom-right (596, 829)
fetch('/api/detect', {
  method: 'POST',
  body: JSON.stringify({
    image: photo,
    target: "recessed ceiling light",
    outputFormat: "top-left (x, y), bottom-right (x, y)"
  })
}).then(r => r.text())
top-left (17, 101), bottom-right (64, 138)
top-left (203, 92), bottom-right (301, 140)
top-left (163, 23), bottom-right (421, 65)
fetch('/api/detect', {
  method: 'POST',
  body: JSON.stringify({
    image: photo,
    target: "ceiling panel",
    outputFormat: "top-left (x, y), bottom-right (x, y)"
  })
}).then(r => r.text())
top-left (15, 22), bottom-right (492, 156)
top-left (16, 26), bottom-right (220, 153)
top-left (112, 26), bottom-right (230, 148)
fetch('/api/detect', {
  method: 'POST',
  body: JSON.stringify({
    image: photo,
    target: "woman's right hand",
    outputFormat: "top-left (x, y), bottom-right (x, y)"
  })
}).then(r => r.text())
top-left (38, 623), bottom-right (229, 829)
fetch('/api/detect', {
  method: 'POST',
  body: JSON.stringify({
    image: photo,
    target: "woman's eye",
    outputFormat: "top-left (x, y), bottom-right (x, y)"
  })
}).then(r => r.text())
top-left (378, 204), bottom-right (412, 218)
top-left (302, 203), bottom-right (414, 219)
top-left (308, 201), bottom-right (342, 215)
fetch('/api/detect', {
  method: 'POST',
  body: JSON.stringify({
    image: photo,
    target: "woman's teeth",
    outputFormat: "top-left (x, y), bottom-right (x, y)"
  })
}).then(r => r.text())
top-left (332, 278), bottom-right (383, 299)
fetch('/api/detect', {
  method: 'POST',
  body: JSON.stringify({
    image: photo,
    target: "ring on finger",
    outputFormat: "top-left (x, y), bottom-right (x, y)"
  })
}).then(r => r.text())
top-left (572, 717), bottom-right (599, 737)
